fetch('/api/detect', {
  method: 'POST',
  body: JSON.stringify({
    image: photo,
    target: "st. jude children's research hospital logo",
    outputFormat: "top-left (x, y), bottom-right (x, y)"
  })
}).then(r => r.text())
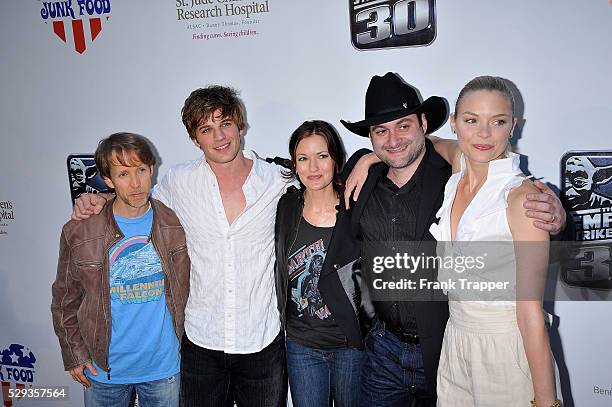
top-left (0, 344), bottom-right (36, 407)
top-left (561, 151), bottom-right (612, 289)
top-left (39, 0), bottom-right (111, 54)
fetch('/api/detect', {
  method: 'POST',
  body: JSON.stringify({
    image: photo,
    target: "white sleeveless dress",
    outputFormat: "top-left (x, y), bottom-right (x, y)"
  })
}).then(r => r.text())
top-left (429, 153), bottom-right (535, 406)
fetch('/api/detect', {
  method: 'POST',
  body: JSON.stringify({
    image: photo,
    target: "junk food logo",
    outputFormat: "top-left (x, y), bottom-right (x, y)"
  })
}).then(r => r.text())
top-left (0, 344), bottom-right (36, 407)
top-left (39, 0), bottom-right (111, 54)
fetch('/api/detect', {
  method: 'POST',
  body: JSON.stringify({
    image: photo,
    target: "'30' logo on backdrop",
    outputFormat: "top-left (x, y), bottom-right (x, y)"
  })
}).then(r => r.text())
top-left (349, 0), bottom-right (436, 50)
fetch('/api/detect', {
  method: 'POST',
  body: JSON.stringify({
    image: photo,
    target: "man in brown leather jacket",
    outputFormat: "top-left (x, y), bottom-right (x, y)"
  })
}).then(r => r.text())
top-left (51, 133), bottom-right (190, 407)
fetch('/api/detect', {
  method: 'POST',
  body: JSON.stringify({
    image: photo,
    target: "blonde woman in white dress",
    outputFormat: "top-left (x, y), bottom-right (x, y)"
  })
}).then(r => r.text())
top-left (429, 76), bottom-right (560, 407)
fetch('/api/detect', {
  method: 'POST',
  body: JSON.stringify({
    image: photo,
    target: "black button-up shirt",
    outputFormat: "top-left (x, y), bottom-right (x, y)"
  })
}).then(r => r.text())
top-left (360, 151), bottom-right (428, 335)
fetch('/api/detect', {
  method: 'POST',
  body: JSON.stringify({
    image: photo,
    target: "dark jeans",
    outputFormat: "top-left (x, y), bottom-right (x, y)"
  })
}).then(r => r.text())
top-left (360, 321), bottom-right (434, 407)
top-left (181, 332), bottom-right (287, 407)
top-left (286, 339), bottom-right (364, 407)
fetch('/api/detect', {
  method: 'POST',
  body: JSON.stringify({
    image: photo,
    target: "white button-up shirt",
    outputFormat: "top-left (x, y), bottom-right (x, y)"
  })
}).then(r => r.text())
top-left (153, 150), bottom-right (292, 353)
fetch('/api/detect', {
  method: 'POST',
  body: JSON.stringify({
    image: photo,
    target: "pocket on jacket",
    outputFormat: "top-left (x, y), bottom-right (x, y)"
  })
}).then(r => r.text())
top-left (74, 261), bottom-right (103, 285)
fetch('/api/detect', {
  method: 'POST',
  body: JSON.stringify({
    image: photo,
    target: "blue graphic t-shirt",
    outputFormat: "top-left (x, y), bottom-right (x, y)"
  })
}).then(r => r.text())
top-left (87, 207), bottom-right (180, 384)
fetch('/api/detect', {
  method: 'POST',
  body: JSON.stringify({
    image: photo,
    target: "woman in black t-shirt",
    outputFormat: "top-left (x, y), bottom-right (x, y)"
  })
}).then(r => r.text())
top-left (274, 120), bottom-right (377, 407)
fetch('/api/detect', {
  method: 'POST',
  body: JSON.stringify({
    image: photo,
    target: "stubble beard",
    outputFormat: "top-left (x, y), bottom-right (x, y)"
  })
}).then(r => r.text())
top-left (380, 137), bottom-right (426, 169)
top-left (123, 194), bottom-right (150, 210)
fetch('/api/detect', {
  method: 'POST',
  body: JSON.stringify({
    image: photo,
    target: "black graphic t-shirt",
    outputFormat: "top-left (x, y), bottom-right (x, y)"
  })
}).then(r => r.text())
top-left (286, 218), bottom-right (347, 349)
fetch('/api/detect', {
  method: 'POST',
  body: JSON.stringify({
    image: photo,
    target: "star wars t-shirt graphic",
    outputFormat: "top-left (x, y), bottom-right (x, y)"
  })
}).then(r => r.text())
top-left (290, 244), bottom-right (330, 319)
top-left (286, 219), bottom-right (346, 349)
top-left (86, 207), bottom-right (180, 384)
top-left (110, 236), bottom-right (164, 304)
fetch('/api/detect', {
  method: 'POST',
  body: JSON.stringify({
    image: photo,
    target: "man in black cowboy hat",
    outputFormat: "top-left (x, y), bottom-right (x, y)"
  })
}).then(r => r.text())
top-left (340, 72), bottom-right (567, 406)
top-left (341, 72), bottom-right (451, 406)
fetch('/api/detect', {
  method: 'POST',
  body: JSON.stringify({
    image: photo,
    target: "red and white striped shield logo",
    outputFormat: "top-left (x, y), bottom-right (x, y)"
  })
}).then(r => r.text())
top-left (40, 0), bottom-right (112, 54)
top-left (51, 17), bottom-right (107, 54)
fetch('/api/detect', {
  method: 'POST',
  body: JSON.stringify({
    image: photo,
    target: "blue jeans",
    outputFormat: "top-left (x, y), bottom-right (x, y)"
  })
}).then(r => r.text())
top-left (360, 321), bottom-right (433, 407)
top-left (84, 373), bottom-right (180, 407)
top-left (286, 339), bottom-right (365, 407)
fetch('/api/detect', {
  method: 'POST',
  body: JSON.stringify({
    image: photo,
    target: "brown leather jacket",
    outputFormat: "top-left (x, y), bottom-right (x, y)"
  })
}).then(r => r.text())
top-left (51, 198), bottom-right (190, 373)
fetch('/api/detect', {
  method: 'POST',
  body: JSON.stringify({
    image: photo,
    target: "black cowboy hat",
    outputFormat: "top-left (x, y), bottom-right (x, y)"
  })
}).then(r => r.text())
top-left (341, 72), bottom-right (448, 137)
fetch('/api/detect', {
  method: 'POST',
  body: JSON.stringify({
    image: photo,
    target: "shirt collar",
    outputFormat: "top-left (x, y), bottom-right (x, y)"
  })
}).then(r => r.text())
top-left (459, 151), bottom-right (521, 178)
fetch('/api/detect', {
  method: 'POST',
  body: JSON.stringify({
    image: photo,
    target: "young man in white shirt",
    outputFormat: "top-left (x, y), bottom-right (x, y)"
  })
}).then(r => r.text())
top-left (74, 86), bottom-right (291, 406)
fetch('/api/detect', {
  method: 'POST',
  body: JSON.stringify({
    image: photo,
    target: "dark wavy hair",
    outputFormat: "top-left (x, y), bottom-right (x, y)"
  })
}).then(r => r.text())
top-left (284, 120), bottom-right (346, 194)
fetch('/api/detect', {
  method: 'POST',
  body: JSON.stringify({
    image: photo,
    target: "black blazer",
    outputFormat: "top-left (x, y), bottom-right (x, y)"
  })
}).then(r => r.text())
top-left (274, 186), bottom-right (365, 349)
top-left (348, 139), bottom-right (451, 399)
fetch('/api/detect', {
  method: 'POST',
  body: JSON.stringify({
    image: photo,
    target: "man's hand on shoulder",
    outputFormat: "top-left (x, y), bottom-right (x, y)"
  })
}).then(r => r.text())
top-left (72, 193), bottom-right (111, 221)
top-left (523, 180), bottom-right (566, 236)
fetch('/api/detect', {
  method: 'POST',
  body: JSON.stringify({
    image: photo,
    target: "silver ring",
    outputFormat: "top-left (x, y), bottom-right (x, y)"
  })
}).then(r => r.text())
top-left (551, 215), bottom-right (556, 223)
